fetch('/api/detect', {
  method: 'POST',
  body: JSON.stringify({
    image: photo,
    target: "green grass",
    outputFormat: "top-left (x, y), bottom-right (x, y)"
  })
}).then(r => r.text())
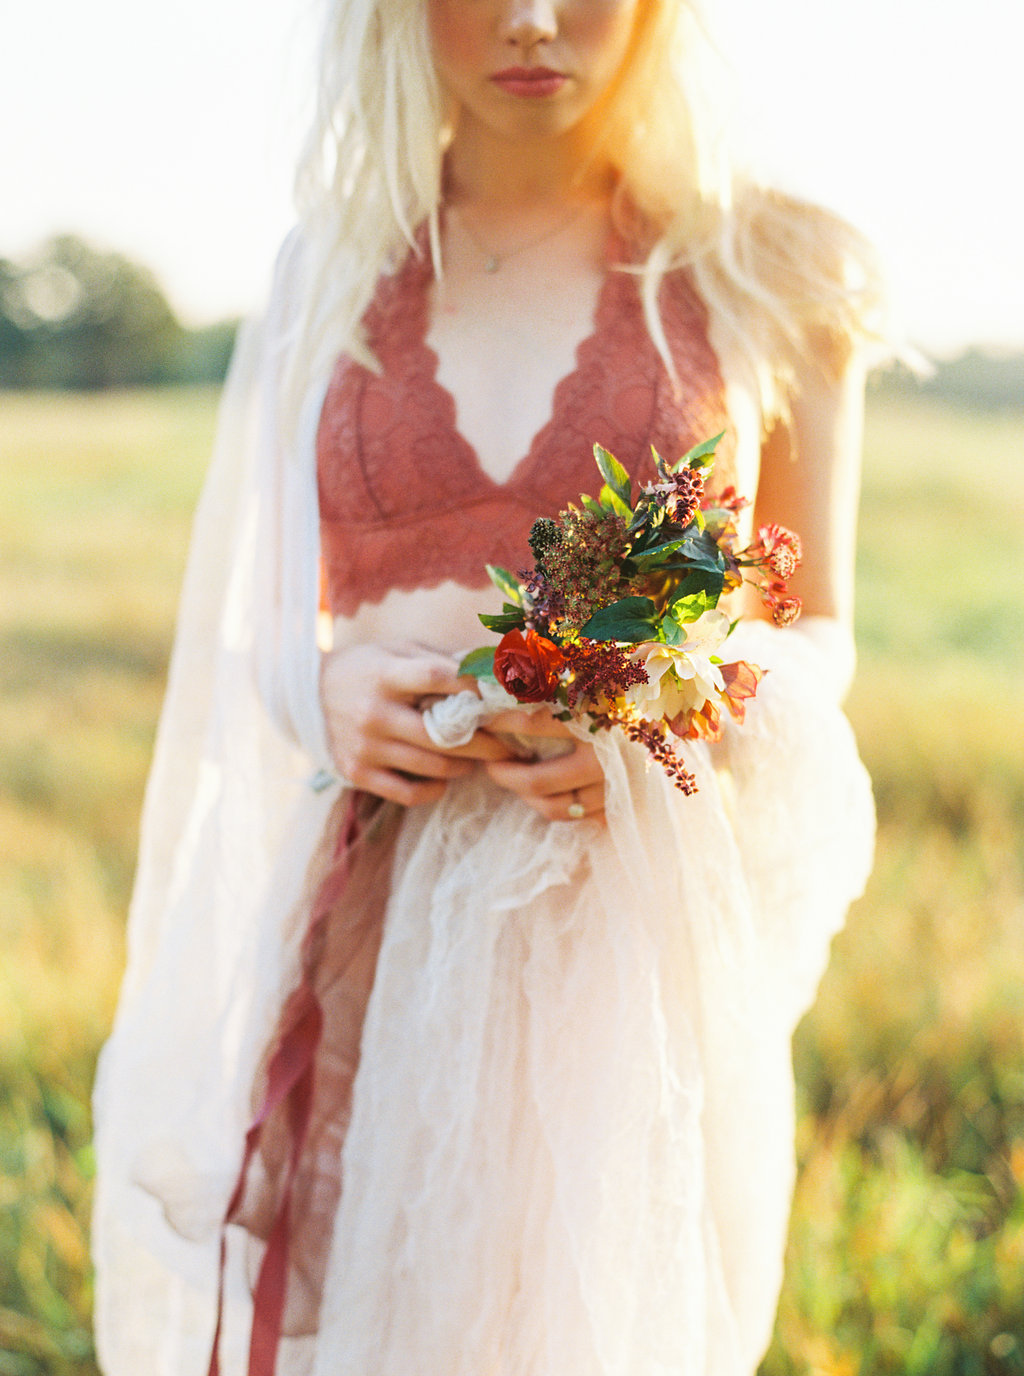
top-left (760, 399), bottom-right (1024, 1376)
top-left (1, 390), bottom-right (216, 1373)
top-left (1, 388), bottom-right (1022, 1374)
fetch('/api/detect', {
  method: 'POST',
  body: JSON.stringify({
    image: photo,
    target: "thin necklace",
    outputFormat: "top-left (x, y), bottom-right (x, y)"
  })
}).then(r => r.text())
top-left (453, 202), bottom-right (590, 273)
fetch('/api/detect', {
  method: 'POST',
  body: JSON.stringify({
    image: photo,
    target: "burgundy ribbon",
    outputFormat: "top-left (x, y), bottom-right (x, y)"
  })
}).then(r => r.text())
top-left (207, 791), bottom-right (374, 1376)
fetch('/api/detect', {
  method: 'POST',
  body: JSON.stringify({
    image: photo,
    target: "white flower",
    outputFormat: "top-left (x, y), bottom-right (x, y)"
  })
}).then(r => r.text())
top-left (626, 610), bottom-right (731, 719)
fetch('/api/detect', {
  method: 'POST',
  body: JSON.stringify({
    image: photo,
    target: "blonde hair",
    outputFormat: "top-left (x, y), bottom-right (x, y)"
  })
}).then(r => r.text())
top-left (285, 0), bottom-right (882, 429)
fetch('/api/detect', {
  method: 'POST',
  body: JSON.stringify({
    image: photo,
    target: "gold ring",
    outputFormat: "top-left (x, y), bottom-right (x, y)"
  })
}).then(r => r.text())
top-left (567, 792), bottom-right (585, 820)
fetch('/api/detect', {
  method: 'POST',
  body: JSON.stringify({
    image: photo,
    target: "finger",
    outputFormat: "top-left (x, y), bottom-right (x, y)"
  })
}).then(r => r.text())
top-left (383, 655), bottom-right (470, 702)
top-left (547, 781), bottom-right (607, 822)
top-left (444, 733), bottom-right (518, 762)
top-left (479, 708), bottom-right (572, 738)
top-left (349, 699), bottom-right (456, 753)
top-left (377, 698), bottom-right (517, 762)
top-left (382, 703), bottom-right (514, 761)
top-left (485, 744), bottom-right (603, 800)
top-left (510, 780), bottom-right (607, 824)
top-left (352, 765), bottom-right (449, 809)
top-left (376, 741), bottom-right (478, 781)
top-left (336, 716), bottom-right (478, 781)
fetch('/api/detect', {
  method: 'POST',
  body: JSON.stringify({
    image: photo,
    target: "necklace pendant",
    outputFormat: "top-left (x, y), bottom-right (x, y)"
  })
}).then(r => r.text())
top-left (483, 255), bottom-right (501, 273)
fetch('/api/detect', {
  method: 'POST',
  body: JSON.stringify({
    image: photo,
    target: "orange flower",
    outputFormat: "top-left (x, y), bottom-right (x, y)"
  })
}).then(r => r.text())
top-left (719, 659), bottom-right (765, 723)
top-left (668, 697), bottom-right (724, 743)
top-left (493, 629), bottom-right (567, 703)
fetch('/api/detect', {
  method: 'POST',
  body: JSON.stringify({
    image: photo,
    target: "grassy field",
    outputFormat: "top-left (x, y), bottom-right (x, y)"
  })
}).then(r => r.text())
top-left (1, 387), bottom-right (1022, 1373)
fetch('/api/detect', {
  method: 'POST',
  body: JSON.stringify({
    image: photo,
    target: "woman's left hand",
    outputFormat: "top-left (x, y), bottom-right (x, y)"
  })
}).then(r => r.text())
top-left (481, 711), bottom-right (606, 822)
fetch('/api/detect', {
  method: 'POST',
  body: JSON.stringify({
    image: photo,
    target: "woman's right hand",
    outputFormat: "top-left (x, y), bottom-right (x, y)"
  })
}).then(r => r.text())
top-left (320, 642), bottom-right (512, 807)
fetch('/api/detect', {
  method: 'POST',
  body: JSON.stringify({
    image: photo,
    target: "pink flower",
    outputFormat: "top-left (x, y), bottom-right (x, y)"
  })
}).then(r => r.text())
top-left (757, 578), bottom-right (803, 627)
top-left (770, 596), bottom-right (802, 628)
top-left (754, 523), bottom-right (803, 580)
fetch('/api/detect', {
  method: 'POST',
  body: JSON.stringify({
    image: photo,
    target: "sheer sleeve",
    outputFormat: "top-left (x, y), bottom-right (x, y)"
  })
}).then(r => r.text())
top-left (91, 233), bottom-right (345, 1375)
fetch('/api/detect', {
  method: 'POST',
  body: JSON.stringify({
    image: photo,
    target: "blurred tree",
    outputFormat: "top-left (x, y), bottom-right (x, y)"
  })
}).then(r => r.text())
top-left (871, 347), bottom-right (1024, 413)
top-left (0, 236), bottom-right (236, 389)
top-left (160, 318), bottom-right (240, 386)
top-left (923, 348), bottom-right (1024, 412)
top-left (0, 235), bottom-right (183, 388)
top-left (0, 256), bottom-right (33, 386)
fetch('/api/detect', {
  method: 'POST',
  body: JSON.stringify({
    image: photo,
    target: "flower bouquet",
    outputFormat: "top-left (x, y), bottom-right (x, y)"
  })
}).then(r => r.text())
top-left (452, 436), bottom-right (802, 794)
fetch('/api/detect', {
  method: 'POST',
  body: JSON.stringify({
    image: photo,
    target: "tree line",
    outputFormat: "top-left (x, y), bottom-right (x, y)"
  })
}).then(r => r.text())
top-left (0, 235), bottom-right (237, 389)
top-left (872, 348), bottom-right (1024, 413)
top-left (2, 235), bottom-right (1021, 408)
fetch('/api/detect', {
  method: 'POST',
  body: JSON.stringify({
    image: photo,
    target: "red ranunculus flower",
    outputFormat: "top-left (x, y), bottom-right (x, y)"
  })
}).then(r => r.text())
top-left (494, 629), bottom-right (566, 703)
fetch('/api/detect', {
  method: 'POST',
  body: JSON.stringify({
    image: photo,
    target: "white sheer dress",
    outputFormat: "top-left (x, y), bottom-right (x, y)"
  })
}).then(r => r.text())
top-left (91, 231), bottom-right (874, 1376)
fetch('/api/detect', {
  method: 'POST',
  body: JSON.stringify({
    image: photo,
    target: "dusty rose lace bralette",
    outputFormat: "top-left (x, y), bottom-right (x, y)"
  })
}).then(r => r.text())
top-left (317, 236), bottom-right (735, 618)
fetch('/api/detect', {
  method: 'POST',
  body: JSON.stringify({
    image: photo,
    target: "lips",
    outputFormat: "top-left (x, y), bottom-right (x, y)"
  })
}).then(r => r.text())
top-left (490, 66), bottom-right (568, 98)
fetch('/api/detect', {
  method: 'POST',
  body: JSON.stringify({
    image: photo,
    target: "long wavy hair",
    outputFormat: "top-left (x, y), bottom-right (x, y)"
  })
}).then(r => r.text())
top-left (283, 0), bottom-right (881, 428)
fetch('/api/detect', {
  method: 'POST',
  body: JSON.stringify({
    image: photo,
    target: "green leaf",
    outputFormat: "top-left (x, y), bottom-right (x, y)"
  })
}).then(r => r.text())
top-left (630, 536), bottom-right (687, 568)
top-left (664, 551), bottom-right (725, 619)
top-left (579, 596), bottom-right (658, 643)
top-left (458, 646), bottom-right (497, 678)
top-left (669, 529), bottom-right (727, 576)
top-left (580, 493), bottom-right (605, 516)
top-left (672, 431), bottom-right (725, 474)
top-left (661, 616), bottom-right (687, 646)
top-left (478, 607), bottom-right (526, 633)
top-left (485, 564), bottom-right (523, 606)
top-left (593, 444), bottom-right (632, 505)
top-left (668, 587), bottom-right (720, 624)
top-left (599, 482), bottom-right (633, 521)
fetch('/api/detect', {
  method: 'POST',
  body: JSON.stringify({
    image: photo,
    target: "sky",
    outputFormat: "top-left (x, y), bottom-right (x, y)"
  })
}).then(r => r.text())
top-left (4, 0), bottom-right (1022, 356)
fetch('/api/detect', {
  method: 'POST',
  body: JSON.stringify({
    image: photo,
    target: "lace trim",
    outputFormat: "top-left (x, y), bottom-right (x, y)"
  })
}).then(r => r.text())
top-left (318, 239), bottom-right (735, 617)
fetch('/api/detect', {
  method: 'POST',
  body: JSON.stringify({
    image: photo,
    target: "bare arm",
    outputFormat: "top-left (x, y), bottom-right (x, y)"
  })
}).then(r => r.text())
top-left (751, 340), bottom-right (868, 629)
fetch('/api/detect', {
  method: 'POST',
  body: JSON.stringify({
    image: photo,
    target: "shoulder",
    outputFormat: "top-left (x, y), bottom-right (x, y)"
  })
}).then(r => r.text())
top-left (681, 182), bottom-right (882, 444)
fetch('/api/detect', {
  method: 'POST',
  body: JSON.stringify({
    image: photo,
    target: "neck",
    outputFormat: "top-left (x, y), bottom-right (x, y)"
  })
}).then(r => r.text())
top-left (443, 122), bottom-right (615, 212)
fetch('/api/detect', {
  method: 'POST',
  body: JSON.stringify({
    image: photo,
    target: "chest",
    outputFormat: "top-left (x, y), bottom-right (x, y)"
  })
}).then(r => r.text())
top-left (315, 246), bottom-right (737, 617)
top-left (425, 258), bottom-right (607, 481)
top-left (321, 251), bottom-right (731, 506)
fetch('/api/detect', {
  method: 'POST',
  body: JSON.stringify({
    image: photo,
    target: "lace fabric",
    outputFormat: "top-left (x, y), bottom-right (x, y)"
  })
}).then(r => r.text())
top-left (317, 239), bottom-right (736, 616)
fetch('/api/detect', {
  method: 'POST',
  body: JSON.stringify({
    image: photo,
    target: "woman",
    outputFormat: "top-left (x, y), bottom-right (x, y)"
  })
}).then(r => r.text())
top-left (92, 1), bottom-right (879, 1373)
